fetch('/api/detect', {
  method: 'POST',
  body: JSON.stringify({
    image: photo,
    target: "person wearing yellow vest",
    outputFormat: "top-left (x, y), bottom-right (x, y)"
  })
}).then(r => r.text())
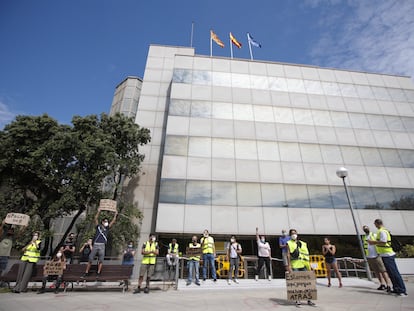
top-left (186, 235), bottom-right (201, 286)
top-left (200, 229), bottom-right (217, 282)
top-left (166, 238), bottom-right (179, 268)
top-left (362, 225), bottom-right (392, 291)
top-left (368, 219), bottom-right (407, 296)
top-left (12, 231), bottom-right (41, 293)
top-left (133, 234), bottom-right (159, 294)
top-left (286, 229), bottom-right (315, 307)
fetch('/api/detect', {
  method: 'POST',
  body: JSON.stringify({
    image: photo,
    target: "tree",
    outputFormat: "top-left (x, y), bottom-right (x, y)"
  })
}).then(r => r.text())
top-left (0, 113), bottom-right (150, 256)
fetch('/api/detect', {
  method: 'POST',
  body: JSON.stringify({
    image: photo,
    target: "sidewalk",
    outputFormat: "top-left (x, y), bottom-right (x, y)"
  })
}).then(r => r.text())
top-left (0, 277), bottom-right (412, 311)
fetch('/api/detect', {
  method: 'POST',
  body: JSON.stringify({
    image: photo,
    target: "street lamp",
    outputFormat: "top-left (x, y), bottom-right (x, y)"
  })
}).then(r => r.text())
top-left (336, 167), bottom-right (372, 281)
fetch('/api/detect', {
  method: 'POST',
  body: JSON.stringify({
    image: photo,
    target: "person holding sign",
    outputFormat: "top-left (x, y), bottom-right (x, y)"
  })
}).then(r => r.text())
top-left (286, 229), bottom-right (316, 306)
top-left (186, 235), bottom-right (201, 286)
top-left (37, 250), bottom-right (66, 294)
top-left (82, 208), bottom-right (117, 279)
top-left (12, 231), bottom-right (42, 293)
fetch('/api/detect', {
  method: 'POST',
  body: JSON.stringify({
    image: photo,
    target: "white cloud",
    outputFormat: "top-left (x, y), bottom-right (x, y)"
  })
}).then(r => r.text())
top-left (0, 101), bottom-right (16, 129)
top-left (309, 0), bottom-right (414, 79)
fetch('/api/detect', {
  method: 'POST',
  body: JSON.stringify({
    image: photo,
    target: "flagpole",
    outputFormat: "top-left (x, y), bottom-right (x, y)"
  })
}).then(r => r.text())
top-left (210, 32), bottom-right (212, 57)
top-left (230, 34), bottom-right (233, 59)
top-left (190, 21), bottom-right (194, 47)
top-left (247, 33), bottom-right (253, 60)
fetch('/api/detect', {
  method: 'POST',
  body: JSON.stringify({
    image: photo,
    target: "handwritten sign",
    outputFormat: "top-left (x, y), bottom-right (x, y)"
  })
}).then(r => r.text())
top-left (99, 199), bottom-right (117, 212)
top-left (5, 213), bottom-right (30, 226)
top-left (44, 261), bottom-right (64, 275)
top-left (286, 270), bottom-right (317, 301)
top-left (186, 246), bottom-right (202, 257)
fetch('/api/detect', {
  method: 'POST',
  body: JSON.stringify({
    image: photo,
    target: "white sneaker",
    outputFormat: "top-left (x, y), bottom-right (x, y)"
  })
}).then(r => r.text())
top-left (234, 279), bottom-right (239, 284)
top-left (227, 280), bottom-right (231, 285)
top-left (255, 275), bottom-right (258, 281)
top-left (268, 275), bottom-right (272, 281)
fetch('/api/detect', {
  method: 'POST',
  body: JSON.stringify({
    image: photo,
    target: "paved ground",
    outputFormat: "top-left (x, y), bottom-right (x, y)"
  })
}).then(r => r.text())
top-left (0, 277), bottom-right (412, 311)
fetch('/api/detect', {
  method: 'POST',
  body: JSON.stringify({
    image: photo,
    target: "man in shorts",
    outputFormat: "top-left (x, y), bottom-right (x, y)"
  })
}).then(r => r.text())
top-left (133, 234), bottom-right (159, 294)
top-left (82, 208), bottom-right (117, 279)
top-left (362, 225), bottom-right (392, 291)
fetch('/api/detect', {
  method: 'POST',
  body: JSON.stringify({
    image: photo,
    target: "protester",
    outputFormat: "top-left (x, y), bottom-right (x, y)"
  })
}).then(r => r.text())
top-left (362, 225), bottom-right (392, 291)
top-left (279, 229), bottom-right (290, 272)
top-left (186, 235), bottom-right (201, 286)
top-left (322, 237), bottom-right (342, 288)
top-left (62, 232), bottom-right (76, 264)
top-left (133, 234), bottom-right (159, 294)
top-left (122, 241), bottom-right (136, 265)
top-left (166, 238), bottom-right (179, 269)
top-left (79, 238), bottom-right (93, 264)
top-left (37, 250), bottom-right (66, 294)
top-left (0, 219), bottom-right (17, 277)
top-left (82, 208), bottom-right (117, 278)
top-left (287, 229), bottom-right (315, 306)
top-left (12, 231), bottom-right (42, 293)
top-left (255, 227), bottom-right (272, 281)
top-left (227, 235), bottom-right (242, 285)
top-left (368, 219), bottom-right (407, 296)
top-left (200, 229), bottom-right (217, 282)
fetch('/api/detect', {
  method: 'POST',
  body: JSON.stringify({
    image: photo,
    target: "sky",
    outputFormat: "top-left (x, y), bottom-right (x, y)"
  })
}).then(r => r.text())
top-left (1, 0), bottom-right (414, 129)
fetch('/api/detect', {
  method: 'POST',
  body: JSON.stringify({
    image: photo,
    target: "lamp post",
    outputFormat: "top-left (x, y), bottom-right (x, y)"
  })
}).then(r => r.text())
top-left (336, 167), bottom-right (372, 281)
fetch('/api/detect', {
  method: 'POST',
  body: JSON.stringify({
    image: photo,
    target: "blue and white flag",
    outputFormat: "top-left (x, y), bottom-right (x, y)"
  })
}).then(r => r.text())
top-left (247, 32), bottom-right (261, 48)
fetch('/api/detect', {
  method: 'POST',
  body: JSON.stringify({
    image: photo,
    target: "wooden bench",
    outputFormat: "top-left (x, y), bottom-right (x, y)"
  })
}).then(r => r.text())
top-left (0, 263), bottom-right (134, 292)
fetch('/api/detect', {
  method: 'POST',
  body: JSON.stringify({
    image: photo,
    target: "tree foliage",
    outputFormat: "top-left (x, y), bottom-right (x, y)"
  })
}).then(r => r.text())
top-left (0, 113), bottom-right (150, 256)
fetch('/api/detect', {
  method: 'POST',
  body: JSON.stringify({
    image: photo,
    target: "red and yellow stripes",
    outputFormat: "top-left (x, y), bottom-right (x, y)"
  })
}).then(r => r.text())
top-left (210, 30), bottom-right (225, 48)
top-left (230, 32), bottom-right (242, 48)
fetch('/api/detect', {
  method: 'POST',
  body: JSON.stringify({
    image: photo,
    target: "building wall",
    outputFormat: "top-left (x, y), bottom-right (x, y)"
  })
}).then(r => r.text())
top-left (110, 76), bottom-right (142, 118)
top-left (134, 45), bottom-right (414, 240)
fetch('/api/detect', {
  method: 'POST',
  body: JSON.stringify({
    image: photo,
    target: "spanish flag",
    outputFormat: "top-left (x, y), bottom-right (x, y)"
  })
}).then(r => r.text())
top-left (210, 30), bottom-right (224, 48)
top-left (230, 32), bottom-right (242, 49)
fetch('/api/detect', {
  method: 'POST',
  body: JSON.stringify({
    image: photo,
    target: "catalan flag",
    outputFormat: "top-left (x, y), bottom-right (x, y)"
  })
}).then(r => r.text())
top-left (230, 32), bottom-right (242, 49)
top-left (210, 30), bottom-right (224, 48)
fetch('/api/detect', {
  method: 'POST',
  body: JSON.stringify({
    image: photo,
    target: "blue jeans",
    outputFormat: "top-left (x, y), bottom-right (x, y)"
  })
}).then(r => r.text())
top-left (202, 253), bottom-right (217, 280)
top-left (187, 260), bottom-right (200, 283)
top-left (382, 255), bottom-right (406, 294)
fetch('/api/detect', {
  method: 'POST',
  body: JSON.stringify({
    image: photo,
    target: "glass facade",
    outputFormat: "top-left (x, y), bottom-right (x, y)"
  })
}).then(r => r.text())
top-left (133, 45), bottom-right (414, 237)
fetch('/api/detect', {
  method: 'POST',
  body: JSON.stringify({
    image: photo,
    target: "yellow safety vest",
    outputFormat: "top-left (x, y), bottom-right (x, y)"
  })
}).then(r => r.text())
top-left (169, 243), bottom-right (179, 254)
top-left (201, 236), bottom-right (214, 254)
top-left (375, 227), bottom-right (393, 254)
top-left (142, 241), bottom-right (158, 265)
top-left (287, 239), bottom-right (309, 270)
top-left (188, 243), bottom-right (201, 261)
top-left (362, 232), bottom-right (376, 256)
top-left (21, 240), bottom-right (41, 263)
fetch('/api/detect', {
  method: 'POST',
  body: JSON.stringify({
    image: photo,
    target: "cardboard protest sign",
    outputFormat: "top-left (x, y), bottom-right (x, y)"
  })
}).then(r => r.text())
top-left (99, 199), bottom-right (117, 212)
top-left (185, 246), bottom-right (202, 257)
top-left (44, 261), bottom-right (64, 275)
top-left (286, 270), bottom-right (317, 301)
top-left (5, 213), bottom-right (30, 226)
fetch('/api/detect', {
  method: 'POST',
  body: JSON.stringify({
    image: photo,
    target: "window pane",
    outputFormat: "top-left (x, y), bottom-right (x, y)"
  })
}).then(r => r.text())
top-left (268, 77), bottom-right (288, 91)
top-left (360, 147), bottom-right (383, 166)
top-left (186, 180), bottom-right (211, 205)
top-left (191, 101), bottom-right (211, 118)
top-left (367, 114), bottom-right (387, 130)
top-left (341, 146), bottom-right (363, 165)
top-left (261, 183), bottom-right (286, 206)
top-left (330, 111), bottom-right (351, 128)
top-left (212, 72), bottom-right (231, 87)
top-left (372, 86), bottom-right (391, 101)
top-left (169, 99), bottom-right (190, 116)
top-left (320, 145), bottom-right (343, 164)
top-left (300, 144), bottom-right (323, 163)
top-left (402, 117), bottom-right (414, 131)
top-left (373, 187), bottom-right (396, 209)
top-left (164, 135), bottom-right (188, 156)
top-left (212, 102), bottom-right (233, 119)
top-left (308, 185), bottom-right (333, 208)
top-left (212, 181), bottom-right (236, 205)
top-left (391, 189), bottom-right (414, 210)
top-left (386, 116), bottom-right (405, 131)
top-left (188, 137), bottom-right (211, 157)
top-left (399, 149), bottom-right (414, 168)
top-left (350, 187), bottom-right (376, 209)
top-left (330, 186), bottom-right (349, 209)
top-left (192, 70), bottom-right (211, 85)
top-left (349, 113), bottom-right (370, 129)
top-left (233, 104), bottom-right (254, 121)
top-left (285, 184), bottom-right (310, 208)
top-left (159, 179), bottom-right (185, 203)
top-left (379, 149), bottom-right (402, 167)
top-left (173, 69), bottom-right (192, 83)
top-left (237, 183), bottom-right (262, 206)
top-left (274, 107), bottom-right (294, 124)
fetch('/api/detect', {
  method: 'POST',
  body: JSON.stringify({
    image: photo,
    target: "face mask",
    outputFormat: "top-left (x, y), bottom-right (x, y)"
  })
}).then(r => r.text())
top-left (203, 233), bottom-right (208, 238)
top-left (56, 252), bottom-right (62, 258)
top-left (128, 244), bottom-right (133, 248)
top-left (260, 238), bottom-right (265, 243)
top-left (33, 235), bottom-right (39, 240)
top-left (282, 232), bottom-right (287, 236)
top-left (230, 238), bottom-right (235, 243)
top-left (151, 237), bottom-right (156, 242)
top-left (103, 222), bottom-right (109, 227)
top-left (291, 234), bottom-right (298, 240)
